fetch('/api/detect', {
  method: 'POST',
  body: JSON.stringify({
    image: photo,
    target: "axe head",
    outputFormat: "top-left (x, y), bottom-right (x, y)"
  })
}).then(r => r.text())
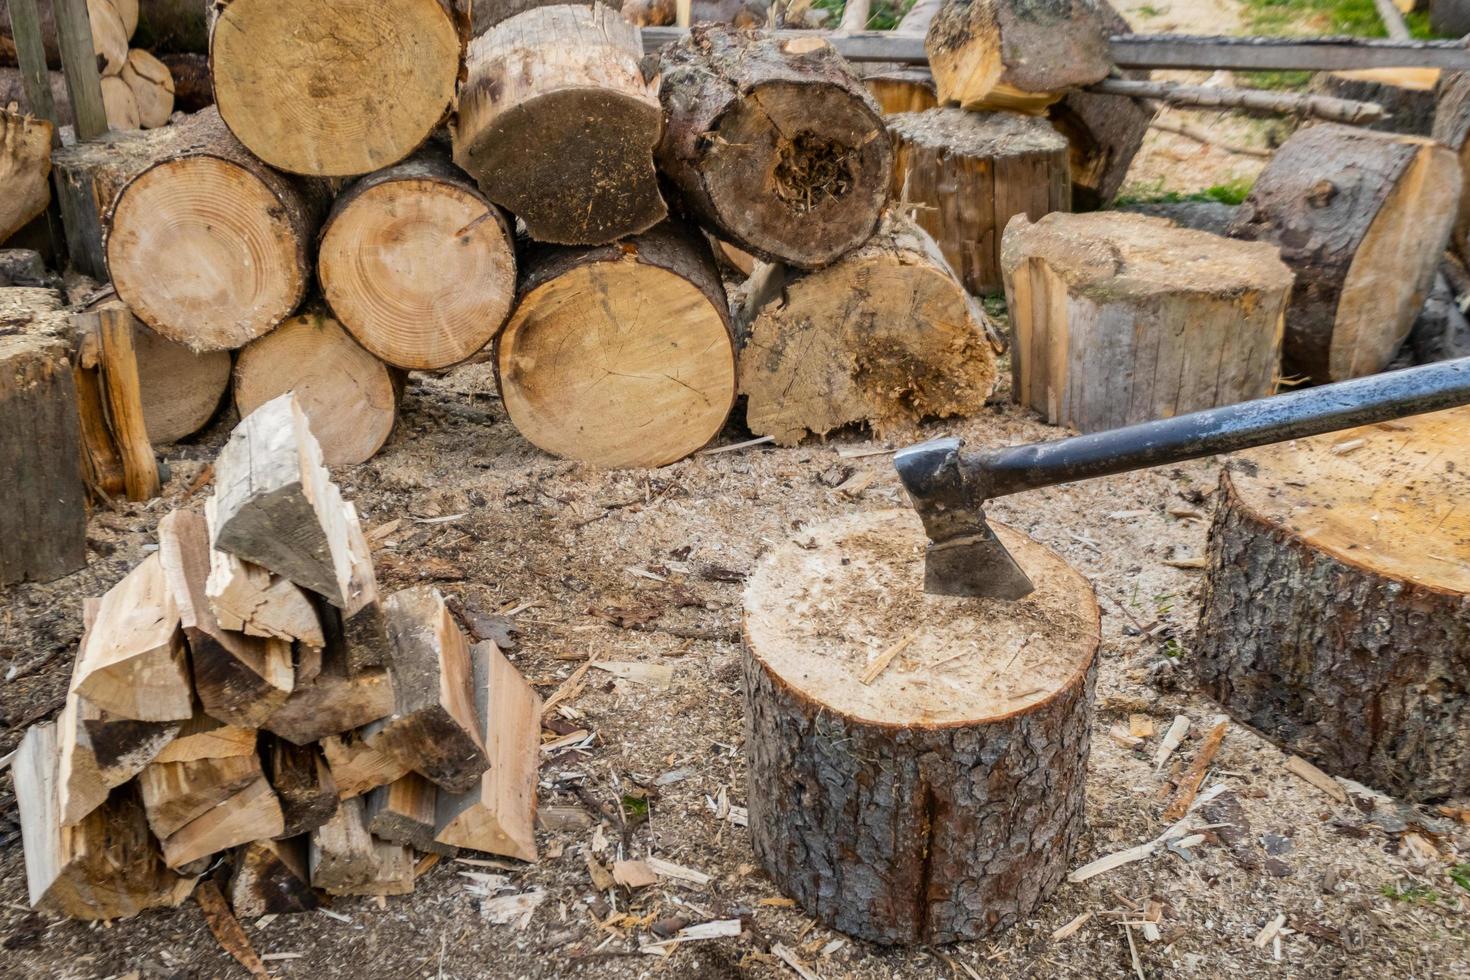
top-left (892, 437), bottom-right (1036, 599)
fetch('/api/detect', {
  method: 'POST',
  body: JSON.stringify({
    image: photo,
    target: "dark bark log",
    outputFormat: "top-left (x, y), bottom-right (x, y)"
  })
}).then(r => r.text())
top-left (157, 51), bottom-right (208, 111)
top-left (1309, 68), bottom-right (1437, 135)
top-left (228, 837), bottom-right (319, 917)
top-left (263, 737), bottom-right (339, 838)
top-left (1433, 71), bottom-right (1470, 262)
top-left (657, 25), bottom-right (891, 269)
top-left (133, 0), bottom-right (210, 53)
top-left (1194, 412), bottom-right (1470, 802)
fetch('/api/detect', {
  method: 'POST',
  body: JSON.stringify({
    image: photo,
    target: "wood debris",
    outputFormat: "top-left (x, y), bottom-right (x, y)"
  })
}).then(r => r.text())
top-left (1285, 755), bottom-right (1348, 802)
top-left (647, 856), bottom-right (713, 886)
top-left (1162, 716), bottom-right (1229, 820)
top-left (859, 631), bottom-right (918, 685)
top-left (1154, 715), bottom-right (1190, 768)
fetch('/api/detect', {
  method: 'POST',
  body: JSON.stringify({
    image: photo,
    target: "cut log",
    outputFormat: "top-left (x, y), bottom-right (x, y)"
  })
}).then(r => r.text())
top-left (496, 221), bottom-right (736, 468)
top-left (263, 737), bottom-right (338, 837)
top-left (1310, 68), bottom-right (1436, 135)
top-left (368, 586), bottom-right (489, 794)
top-left (0, 109), bottom-right (51, 244)
top-left (1227, 123), bottom-right (1460, 382)
top-left (367, 772), bottom-right (452, 855)
top-left (15, 722), bottom-right (198, 920)
top-left (889, 108), bottom-right (1070, 295)
top-left (1002, 211), bottom-right (1293, 433)
top-left (319, 150), bottom-right (517, 371)
top-left (128, 318), bottom-right (230, 444)
top-left (157, 772), bottom-right (284, 869)
top-left (113, 0), bottom-right (139, 36)
top-left (1433, 72), bottom-right (1470, 262)
top-left (206, 497), bottom-right (325, 647)
top-left (471, 0), bottom-right (623, 32)
top-left (158, 508), bottom-right (295, 727)
top-left (158, 51), bottom-right (208, 111)
top-left (862, 66), bottom-right (938, 114)
top-left (71, 551), bottom-right (192, 720)
top-left (0, 315), bottom-right (87, 585)
top-left (434, 639), bottom-right (540, 861)
top-left (228, 837), bottom-right (319, 917)
top-left (321, 719), bottom-right (409, 799)
top-left (119, 48), bottom-right (174, 128)
top-left (211, 393), bottom-right (364, 606)
top-left (926, 0), bottom-right (1112, 113)
top-left (103, 108), bottom-right (326, 351)
top-left (152, 710), bottom-right (256, 764)
top-left (743, 509), bottom-right (1100, 944)
top-left (455, 4), bottom-right (665, 245)
top-left (739, 215), bottom-right (997, 446)
top-left (1195, 407), bottom-right (1470, 802)
top-left (233, 310), bottom-right (401, 467)
top-left (1431, 0), bottom-right (1470, 35)
top-left (657, 25), bottom-right (891, 268)
top-left (309, 794), bottom-right (413, 895)
top-left (99, 73), bottom-right (139, 129)
top-left (138, 752), bottom-right (263, 838)
top-left (208, 0), bottom-right (466, 177)
top-left (0, 0), bottom-right (128, 72)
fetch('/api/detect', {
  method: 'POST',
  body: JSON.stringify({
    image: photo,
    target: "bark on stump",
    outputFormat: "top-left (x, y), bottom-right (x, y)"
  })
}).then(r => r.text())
top-left (208, 0), bottom-right (467, 177)
top-left (234, 309), bottom-right (402, 467)
top-left (1226, 123), bottom-right (1460, 382)
top-left (1309, 68), bottom-right (1437, 136)
top-left (657, 25), bottom-right (892, 269)
top-left (889, 108), bottom-right (1070, 295)
top-left (1002, 211), bottom-right (1292, 433)
top-left (743, 509), bottom-right (1099, 944)
top-left (925, 0), bottom-right (1112, 113)
top-left (1433, 71), bottom-right (1470, 262)
top-left (1194, 407), bottom-right (1470, 801)
top-left (99, 108), bottom-right (326, 350)
top-left (739, 216), bottom-right (997, 446)
top-left (454, 4), bottom-right (665, 246)
top-left (496, 221), bottom-right (736, 468)
top-left (319, 149), bottom-right (517, 371)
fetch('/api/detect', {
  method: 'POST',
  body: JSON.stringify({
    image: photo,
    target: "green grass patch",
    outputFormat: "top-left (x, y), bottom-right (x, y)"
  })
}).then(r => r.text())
top-left (810, 0), bottom-right (914, 29)
top-left (1235, 0), bottom-right (1443, 89)
top-left (1381, 883), bottom-right (1442, 904)
top-left (1114, 177), bottom-right (1256, 207)
top-left (1451, 864), bottom-right (1470, 893)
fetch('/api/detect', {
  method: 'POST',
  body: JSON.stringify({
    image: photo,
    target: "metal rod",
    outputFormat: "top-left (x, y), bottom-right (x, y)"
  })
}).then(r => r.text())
top-left (977, 358), bottom-right (1470, 499)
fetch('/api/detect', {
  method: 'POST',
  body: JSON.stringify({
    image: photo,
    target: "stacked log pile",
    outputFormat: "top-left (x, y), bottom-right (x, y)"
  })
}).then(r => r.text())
top-left (13, 393), bottom-right (542, 922)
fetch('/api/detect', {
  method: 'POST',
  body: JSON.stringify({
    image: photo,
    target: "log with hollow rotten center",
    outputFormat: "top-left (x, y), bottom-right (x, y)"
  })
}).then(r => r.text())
top-left (1195, 407), bottom-right (1470, 802)
top-left (1227, 123), bottom-right (1460, 382)
top-left (743, 510), bottom-right (1100, 944)
top-left (657, 25), bottom-right (892, 268)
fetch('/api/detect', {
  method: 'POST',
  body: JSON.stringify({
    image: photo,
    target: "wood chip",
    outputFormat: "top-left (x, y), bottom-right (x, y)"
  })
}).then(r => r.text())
top-left (1163, 716), bottom-right (1229, 820)
top-left (1285, 755), bottom-right (1348, 802)
top-left (859, 631), bottom-right (918, 685)
top-left (1109, 725), bottom-right (1144, 749)
top-left (699, 435), bottom-right (776, 455)
top-left (1254, 911), bottom-right (1286, 947)
top-left (759, 896), bottom-right (798, 908)
top-left (1329, 438), bottom-right (1366, 455)
top-left (1052, 911), bottom-right (1092, 940)
top-left (1162, 556), bottom-right (1208, 569)
top-left (541, 657), bottom-right (597, 717)
top-left (646, 856), bottom-right (712, 886)
top-left (613, 859), bottom-right (658, 888)
top-left (1154, 715), bottom-right (1190, 768)
top-left (590, 661), bottom-right (674, 690)
top-left (195, 880), bottom-right (269, 980)
top-left (482, 889), bottom-right (545, 928)
top-left (586, 853), bottom-right (615, 891)
top-left (1128, 714), bottom-right (1155, 738)
top-left (835, 445), bottom-right (895, 459)
top-left (772, 941), bottom-right (824, 980)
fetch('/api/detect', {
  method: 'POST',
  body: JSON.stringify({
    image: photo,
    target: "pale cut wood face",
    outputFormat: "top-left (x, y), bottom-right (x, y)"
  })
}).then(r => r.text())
top-left (498, 261), bottom-right (737, 469)
top-left (320, 179), bottom-right (516, 371)
top-left (211, 0), bottom-right (460, 176)
top-left (1229, 406), bottom-right (1470, 595)
top-left (743, 510), bottom-right (1100, 728)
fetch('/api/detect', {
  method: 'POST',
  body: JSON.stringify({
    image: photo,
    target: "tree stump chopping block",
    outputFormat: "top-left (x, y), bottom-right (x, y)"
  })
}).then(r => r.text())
top-left (1227, 124), bottom-right (1460, 383)
top-left (1194, 407), bottom-right (1470, 802)
top-left (1002, 211), bottom-right (1293, 433)
top-left (657, 25), bottom-right (892, 269)
top-left (743, 510), bottom-right (1100, 944)
top-left (454, 4), bottom-right (665, 246)
top-left (889, 108), bottom-right (1070, 295)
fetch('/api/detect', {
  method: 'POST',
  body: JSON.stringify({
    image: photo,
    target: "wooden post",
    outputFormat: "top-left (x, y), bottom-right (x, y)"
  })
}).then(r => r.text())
top-left (7, 0), bottom-right (57, 127)
top-left (95, 305), bottom-right (160, 501)
top-left (51, 0), bottom-right (107, 138)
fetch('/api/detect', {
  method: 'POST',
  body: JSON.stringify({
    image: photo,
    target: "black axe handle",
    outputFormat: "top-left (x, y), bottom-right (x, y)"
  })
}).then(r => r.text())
top-left (974, 356), bottom-right (1470, 500)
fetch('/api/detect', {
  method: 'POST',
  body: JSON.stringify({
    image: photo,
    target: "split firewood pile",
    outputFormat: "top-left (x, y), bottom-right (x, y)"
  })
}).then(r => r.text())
top-left (12, 393), bottom-right (541, 920)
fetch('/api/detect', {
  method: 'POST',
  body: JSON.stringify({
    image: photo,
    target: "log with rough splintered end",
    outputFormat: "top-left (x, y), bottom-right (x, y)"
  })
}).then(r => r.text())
top-left (1002, 211), bottom-right (1293, 433)
top-left (321, 719), bottom-right (409, 799)
top-left (0, 109), bottom-right (52, 244)
top-left (743, 510), bottom-right (1100, 944)
top-left (319, 149), bottom-right (517, 371)
top-left (138, 752), bottom-right (264, 839)
top-left (925, 0), bottom-right (1113, 112)
top-left (1227, 123), bottom-right (1460, 382)
top-left (103, 107), bottom-right (327, 351)
top-left (229, 837), bottom-right (319, 917)
top-left (15, 722), bottom-right (199, 921)
top-left (657, 25), bottom-right (892, 268)
top-left (157, 773), bottom-right (284, 869)
top-left (208, 0), bottom-right (467, 177)
top-left (454, 4), bottom-right (665, 245)
top-left (264, 737), bottom-right (339, 837)
top-left (232, 309), bottom-right (402, 467)
top-left (368, 772), bottom-right (452, 855)
top-left (496, 221), bottom-right (737, 468)
top-left (739, 216), bottom-right (997, 446)
top-left (205, 496), bottom-right (325, 647)
top-left (368, 587), bottom-right (489, 794)
top-left (1195, 407), bottom-right (1470, 802)
top-left (310, 794), bottom-right (413, 895)
top-left (261, 615), bottom-right (395, 745)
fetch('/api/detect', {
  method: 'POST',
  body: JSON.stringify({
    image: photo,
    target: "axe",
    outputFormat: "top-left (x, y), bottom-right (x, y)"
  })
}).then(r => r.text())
top-left (894, 357), bottom-right (1470, 598)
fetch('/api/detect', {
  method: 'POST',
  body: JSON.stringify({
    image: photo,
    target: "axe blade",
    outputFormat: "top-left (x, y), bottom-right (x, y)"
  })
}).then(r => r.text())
top-left (923, 527), bottom-right (1037, 599)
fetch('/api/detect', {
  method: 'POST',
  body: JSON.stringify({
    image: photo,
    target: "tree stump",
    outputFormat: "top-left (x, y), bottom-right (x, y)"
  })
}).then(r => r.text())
top-left (1227, 124), bottom-right (1460, 382)
top-left (739, 216), bottom-right (997, 446)
top-left (103, 108), bottom-right (327, 351)
top-left (234, 310), bottom-right (402, 467)
top-left (454, 4), bottom-right (665, 246)
top-left (743, 509), bottom-right (1100, 944)
top-left (1003, 212), bottom-right (1293, 432)
top-left (889, 108), bottom-right (1070, 295)
top-left (319, 149), bottom-right (517, 371)
top-left (1433, 71), bottom-right (1470, 262)
top-left (1194, 407), bottom-right (1470, 801)
top-left (925, 0), bottom-right (1112, 113)
top-left (1309, 68), bottom-right (1437, 136)
top-left (863, 67), bottom-right (938, 115)
top-left (208, 0), bottom-right (467, 177)
top-left (496, 221), bottom-right (736, 469)
top-left (657, 26), bottom-right (892, 269)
